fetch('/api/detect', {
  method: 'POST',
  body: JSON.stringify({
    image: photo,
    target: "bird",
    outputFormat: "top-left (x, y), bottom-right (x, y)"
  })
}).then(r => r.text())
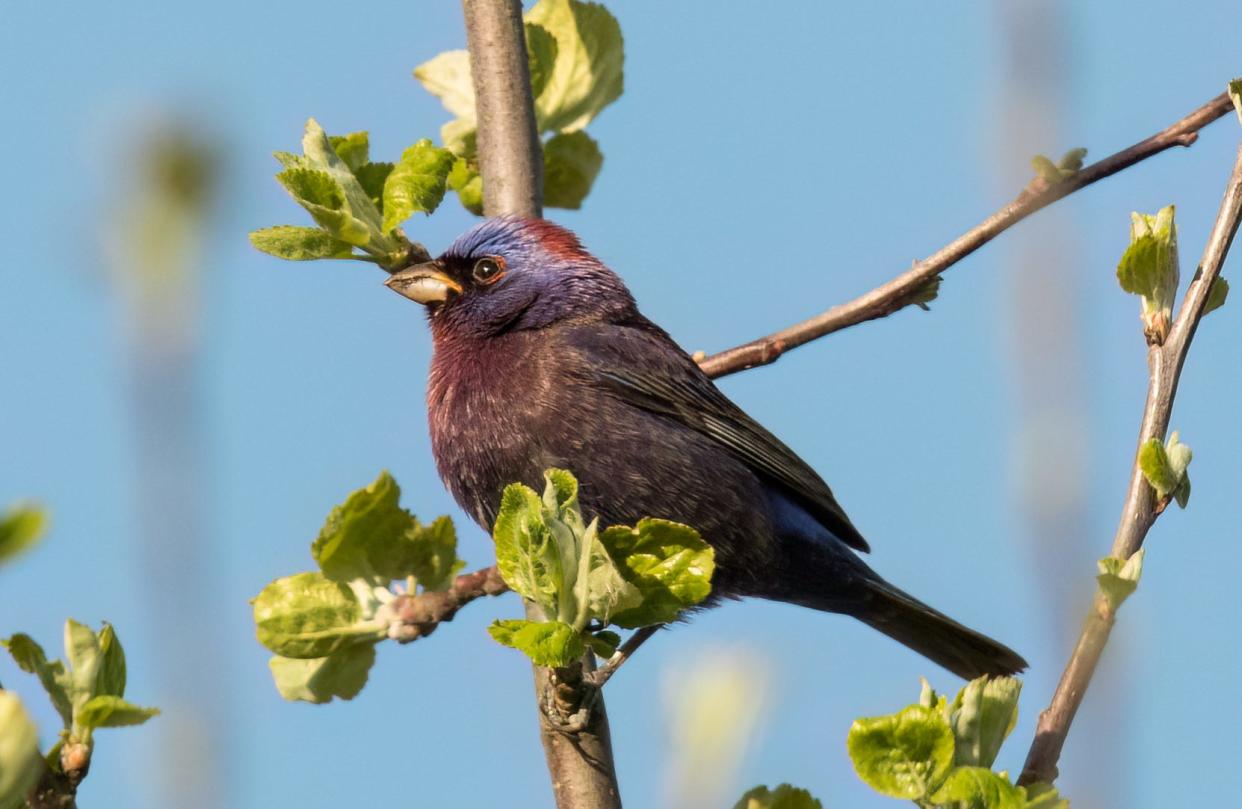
top-left (385, 216), bottom-right (1026, 679)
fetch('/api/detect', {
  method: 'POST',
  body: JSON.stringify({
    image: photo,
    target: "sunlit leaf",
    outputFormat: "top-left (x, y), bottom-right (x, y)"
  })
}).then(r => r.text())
top-left (269, 645), bottom-right (376, 704)
top-left (488, 619), bottom-right (584, 668)
top-left (847, 704), bottom-right (954, 800)
top-left (75, 695), bottom-right (159, 729)
top-left (249, 226), bottom-right (356, 261)
top-left (251, 572), bottom-right (383, 658)
top-left (381, 140), bottom-right (456, 232)
top-left (543, 130), bottom-right (603, 209)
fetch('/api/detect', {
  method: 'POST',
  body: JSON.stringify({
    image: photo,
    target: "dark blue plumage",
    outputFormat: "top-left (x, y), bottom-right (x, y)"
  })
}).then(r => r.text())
top-left (386, 217), bottom-right (1025, 679)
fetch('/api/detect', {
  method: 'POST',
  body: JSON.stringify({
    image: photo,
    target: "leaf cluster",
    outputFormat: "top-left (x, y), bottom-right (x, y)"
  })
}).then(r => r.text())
top-left (249, 121), bottom-right (454, 269)
top-left (487, 469), bottom-right (714, 668)
top-left (842, 677), bottom-right (1068, 809)
top-left (251, 471), bottom-right (466, 703)
top-left (1, 622), bottom-right (159, 808)
top-left (1, 510), bottom-right (158, 807)
top-left (415, 0), bottom-right (623, 213)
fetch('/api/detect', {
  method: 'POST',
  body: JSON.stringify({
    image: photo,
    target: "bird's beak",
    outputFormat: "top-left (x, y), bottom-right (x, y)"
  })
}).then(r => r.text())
top-left (384, 261), bottom-right (462, 304)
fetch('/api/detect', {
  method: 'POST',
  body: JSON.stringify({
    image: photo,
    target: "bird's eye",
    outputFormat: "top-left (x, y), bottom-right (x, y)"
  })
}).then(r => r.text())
top-left (472, 257), bottom-right (505, 284)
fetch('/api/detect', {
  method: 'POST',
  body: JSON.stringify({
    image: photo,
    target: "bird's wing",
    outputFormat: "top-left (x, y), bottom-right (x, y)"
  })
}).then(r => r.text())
top-left (575, 321), bottom-right (871, 553)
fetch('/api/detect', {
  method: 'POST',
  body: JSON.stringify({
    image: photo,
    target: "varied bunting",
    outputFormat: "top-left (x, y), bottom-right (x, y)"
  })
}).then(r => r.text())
top-left (386, 216), bottom-right (1026, 679)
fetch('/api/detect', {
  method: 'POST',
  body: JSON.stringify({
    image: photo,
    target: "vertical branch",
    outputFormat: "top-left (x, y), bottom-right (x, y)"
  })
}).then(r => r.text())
top-left (460, 2), bottom-right (622, 807)
top-left (1019, 140), bottom-right (1242, 786)
top-left (462, 0), bottom-right (543, 218)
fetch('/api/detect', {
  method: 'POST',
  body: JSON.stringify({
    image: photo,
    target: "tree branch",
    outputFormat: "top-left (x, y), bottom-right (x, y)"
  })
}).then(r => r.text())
top-left (387, 566), bottom-right (508, 643)
top-left (1018, 138), bottom-right (1242, 787)
top-left (584, 625), bottom-right (662, 689)
top-left (463, 0), bottom-right (542, 219)
top-left (698, 92), bottom-right (1234, 379)
top-left (461, 2), bottom-right (622, 807)
top-left (26, 741), bottom-right (90, 809)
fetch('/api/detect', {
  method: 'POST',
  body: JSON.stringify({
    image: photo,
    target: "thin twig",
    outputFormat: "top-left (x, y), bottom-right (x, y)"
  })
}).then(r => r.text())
top-left (1018, 139), bottom-right (1242, 787)
top-left (388, 566), bottom-right (508, 643)
top-left (461, 2), bottom-right (622, 807)
top-left (698, 92), bottom-right (1234, 379)
top-left (584, 625), bottom-right (662, 689)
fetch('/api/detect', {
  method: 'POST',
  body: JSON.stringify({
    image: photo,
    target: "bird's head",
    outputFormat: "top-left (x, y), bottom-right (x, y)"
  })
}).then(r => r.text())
top-left (385, 217), bottom-right (635, 338)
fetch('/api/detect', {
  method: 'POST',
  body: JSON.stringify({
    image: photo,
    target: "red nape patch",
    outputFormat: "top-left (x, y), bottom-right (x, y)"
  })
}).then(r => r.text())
top-left (525, 219), bottom-right (590, 262)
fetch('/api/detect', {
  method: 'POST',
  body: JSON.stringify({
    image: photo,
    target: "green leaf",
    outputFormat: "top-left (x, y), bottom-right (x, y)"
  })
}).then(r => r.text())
top-left (252, 572), bottom-right (383, 658)
top-left (1138, 431), bottom-right (1192, 506)
top-left (493, 482), bottom-right (562, 615)
top-left (526, 0), bottom-right (624, 133)
top-left (1097, 548), bottom-right (1145, 610)
top-left (1204, 275), bottom-right (1229, 315)
top-left (543, 130), bottom-right (603, 209)
top-left (0, 692), bottom-right (40, 809)
top-left (328, 131), bottom-right (369, 171)
top-left (733, 784), bottom-right (823, 809)
top-left (1, 634), bottom-right (72, 727)
top-left (1022, 782), bottom-right (1070, 809)
top-left (311, 471), bottom-right (416, 583)
top-left (1058, 147), bottom-right (1087, 173)
top-left (949, 676), bottom-right (1022, 768)
top-left (1030, 155), bottom-right (1063, 183)
top-left (249, 226), bottom-right (356, 261)
top-left (310, 467), bottom-right (466, 589)
top-left (1031, 148), bottom-right (1087, 184)
top-left (311, 472), bottom-right (462, 588)
top-left (526, 23), bottom-right (560, 100)
top-left (275, 167), bottom-right (371, 247)
top-left (381, 140), bottom-right (456, 232)
top-left (488, 619), bottom-right (584, 668)
top-left (96, 623), bottom-right (126, 698)
top-left (275, 166), bottom-right (343, 209)
top-left (64, 619), bottom-right (103, 708)
top-left (911, 274), bottom-right (942, 311)
top-left (268, 645), bottom-right (376, 704)
top-left (1117, 205), bottom-right (1179, 335)
top-left (354, 162), bottom-right (394, 212)
top-left (300, 119), bottom-right (391, 246)
top-left (1229, 78), bottom-right (1242, 126)
top-left (928, 766), bottom-right (1024, 809)
top-left (413, 50), bottom-right (476, 120)
top-left (600, 519), bottom-right (715, 629)
top-left (447, 158), bottom-right (484, 215)
top-left (377, 516), bottom-right (464, 592)
top-left (847, 704), bottom-right (955, 800)
top-left (75, 695), bottom-right (159, 729)
top-left (0, 503), bottom-right (45, 565)
top-left (584, 629), bottom-right (621, 658)
top-left (440, 118), bottom-right (478, 159)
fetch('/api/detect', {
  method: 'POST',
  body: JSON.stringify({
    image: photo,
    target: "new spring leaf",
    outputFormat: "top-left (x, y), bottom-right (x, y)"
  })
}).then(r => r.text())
top-left (1117, 205), bottom-right (1179, 341)
top-left (847, 704), bottom-right (955, 800)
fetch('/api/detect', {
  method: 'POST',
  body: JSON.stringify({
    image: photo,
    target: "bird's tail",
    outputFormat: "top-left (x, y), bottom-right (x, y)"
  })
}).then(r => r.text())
top-left (772, 540), bottom-right (1027, 679)
top-left (849, 578), bottom-right (1027, 680)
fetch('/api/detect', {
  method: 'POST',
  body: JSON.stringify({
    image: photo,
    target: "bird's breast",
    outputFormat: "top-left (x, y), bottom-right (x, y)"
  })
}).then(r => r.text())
top-left (426, 332), bottom-right (557, 529)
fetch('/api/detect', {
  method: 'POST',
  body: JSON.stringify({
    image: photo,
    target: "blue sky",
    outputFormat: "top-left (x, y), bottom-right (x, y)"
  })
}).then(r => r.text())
top-left (2, 2), bottom-right (1240, 807)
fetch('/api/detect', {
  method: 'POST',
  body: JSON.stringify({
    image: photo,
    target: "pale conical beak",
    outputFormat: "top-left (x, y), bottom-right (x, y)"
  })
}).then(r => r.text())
top-left (384, 261), bottom-right (462, 304)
